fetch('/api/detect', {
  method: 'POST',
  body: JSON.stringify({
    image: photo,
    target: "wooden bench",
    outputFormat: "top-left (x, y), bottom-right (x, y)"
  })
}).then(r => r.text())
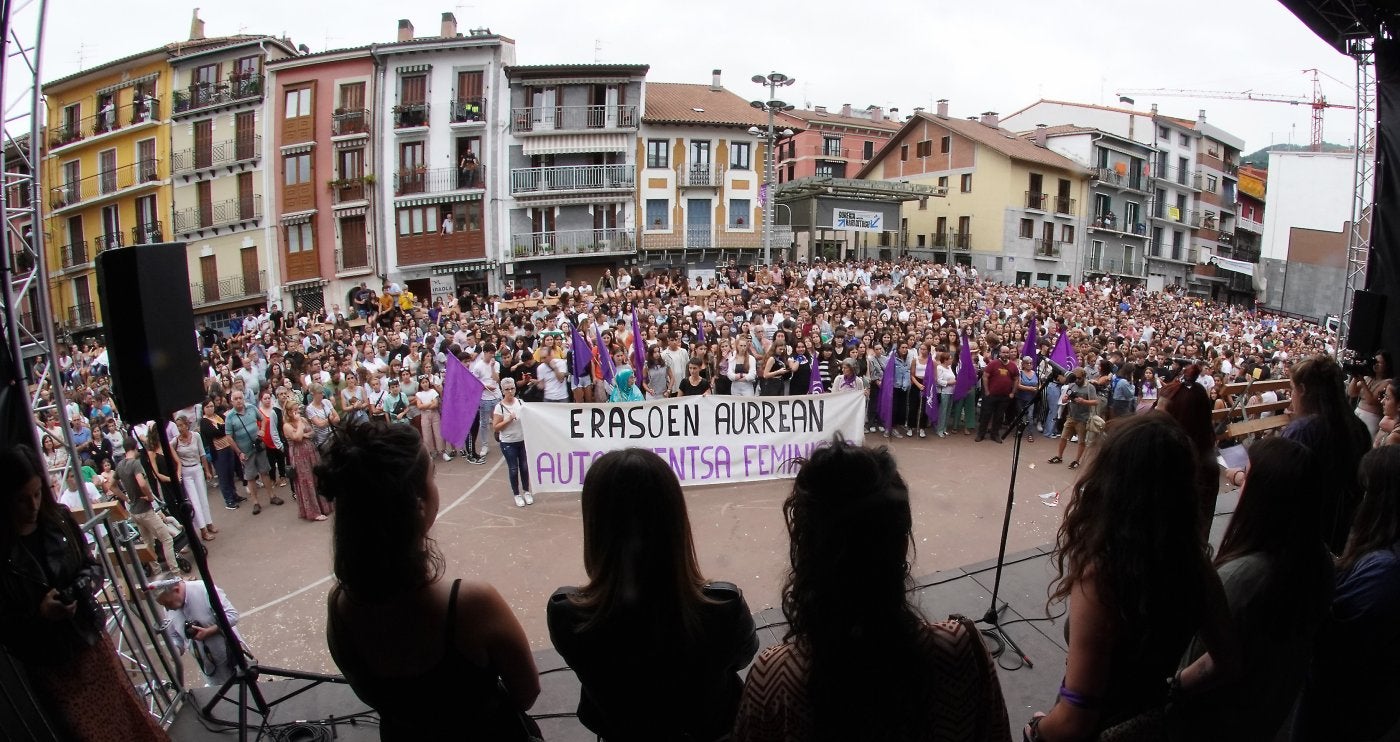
top-left (1215, 379), bottom-right (1294, 440)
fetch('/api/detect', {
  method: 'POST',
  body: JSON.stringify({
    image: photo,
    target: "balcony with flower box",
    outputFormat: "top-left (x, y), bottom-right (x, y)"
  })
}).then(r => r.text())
top-left (393, 103), bottom-right (430, 130)
top-left (331, 108), bottom-right (371, 138)
top-left (330, 175), bottom-right (375, 205)
top-left (48, 100), bottom-right (162, 154)
top-left (172, 73), bottom-right (264, 118)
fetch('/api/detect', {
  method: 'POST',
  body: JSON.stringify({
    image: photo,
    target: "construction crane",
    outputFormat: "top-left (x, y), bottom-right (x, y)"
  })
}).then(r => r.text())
top-left (1117, 69), bottom-right (1355, 151)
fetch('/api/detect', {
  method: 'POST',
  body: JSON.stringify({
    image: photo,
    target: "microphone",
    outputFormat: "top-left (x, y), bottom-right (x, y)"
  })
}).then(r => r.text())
top-left (140, 578), bottom-right (183, 592)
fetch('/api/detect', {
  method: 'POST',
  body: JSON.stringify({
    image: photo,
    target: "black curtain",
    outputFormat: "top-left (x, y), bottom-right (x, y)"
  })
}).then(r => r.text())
top-left (1371, 36), bottom-right (1400, 363)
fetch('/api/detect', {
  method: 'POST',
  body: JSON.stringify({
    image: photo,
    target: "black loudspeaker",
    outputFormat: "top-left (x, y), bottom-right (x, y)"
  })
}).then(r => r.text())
top-left (95, 244), bottom-right (204, 421)
top-left (1346, 289), bottom-right (1387, 356)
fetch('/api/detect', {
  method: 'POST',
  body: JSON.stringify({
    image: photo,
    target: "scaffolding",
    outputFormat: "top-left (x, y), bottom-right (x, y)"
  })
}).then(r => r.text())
top-left (1339, 37), bottom-right (1376, 358)
top-left (2, 0), bottom-right (185, 729)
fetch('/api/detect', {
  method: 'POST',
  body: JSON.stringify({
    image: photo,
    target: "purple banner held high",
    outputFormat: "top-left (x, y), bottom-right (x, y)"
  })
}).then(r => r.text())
top-left (1021, 314), bottom-right (1038, 361)
top-left (569, 325), bottom-right (592, 379)
top-left (441, 352), bottom-right (485, 449)
top-left (597, 336), bottom-right (615, 382)
top-left (952, 332), bottom-right (977, 402)
top-left (922, 351), bottom-right (939, 419)
top-left (1049, 330), bottom-right (1079, 371)
top-left (877, 353), bottom-right (897, 429)
top-left (631, 309), bottom-right (646, 373)
top-left (695, 318), bottom-right (706, 347)
top-left (809, 362), bottom-right (825, 394)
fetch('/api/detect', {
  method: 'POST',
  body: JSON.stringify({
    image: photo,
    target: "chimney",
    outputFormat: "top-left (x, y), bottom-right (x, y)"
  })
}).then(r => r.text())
top-left (710, 69), bottom-right (722, 92)
top-left (888, 107), bottom-right (899, 120)
top-left (841, 103), bottom-right (852, 117)
top-left (397, 18), bottom-right (414, 41)
top-left (913, 106), bottom-right (925, 115)
top-left (1034, 123), bottom-right (1048, 148)
top-left (189, 8), bottom-right (205, 41)
top-left (1198, 108), bottom-right (1207, 126)
top-left (440, 12), bottom-right (458, 37)
top-left (1150, 103), bottom-right (1158, 115)
top-left (869, 105), bottom-right (883, 122)
top-left (936, 98), bottom-right (949, 118)
top-left (980, 111), bottom-right (999, 128)
top-left (814, 105), bottom-right (827, 114)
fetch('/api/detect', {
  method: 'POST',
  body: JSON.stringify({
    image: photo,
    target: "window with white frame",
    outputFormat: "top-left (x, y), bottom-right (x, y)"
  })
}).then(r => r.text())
top-left (284, 88), bottom-right (312, 118)
top-left (286, 222), bottom-right (314, 253)
top-left (396, 205), bottom-right (439, 236)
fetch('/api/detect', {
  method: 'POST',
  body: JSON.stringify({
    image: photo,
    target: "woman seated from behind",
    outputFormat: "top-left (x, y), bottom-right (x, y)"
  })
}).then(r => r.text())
top-left (1293, 445), bottom-right (1400, 741)
top-left (734, 440), bottom-right (1010, 741)
top-left (548, 448), bottom-right (758, 742)
top-left (1172, 436), bottom-right (1333, 740)
top-left (1025, 413), bottom-right (1239, 741)
top-left (320, 421), bottom-right (539, 740)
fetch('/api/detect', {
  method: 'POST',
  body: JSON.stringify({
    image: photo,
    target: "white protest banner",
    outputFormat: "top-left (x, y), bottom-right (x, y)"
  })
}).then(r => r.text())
top-left (833, 208), bottom-right (883, 232)
top-left (517, 392), bottom-right (867, 493)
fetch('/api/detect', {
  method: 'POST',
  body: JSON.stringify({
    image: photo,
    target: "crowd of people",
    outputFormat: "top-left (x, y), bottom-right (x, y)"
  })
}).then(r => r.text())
top-left (8, 255), bottom-right (1399, 740)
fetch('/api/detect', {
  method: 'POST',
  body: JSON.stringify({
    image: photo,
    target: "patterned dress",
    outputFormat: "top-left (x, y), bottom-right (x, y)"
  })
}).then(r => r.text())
top-left (286, 422), bottom-right (331, 520)
top-left (733, 617), bottom-right (1010, 741)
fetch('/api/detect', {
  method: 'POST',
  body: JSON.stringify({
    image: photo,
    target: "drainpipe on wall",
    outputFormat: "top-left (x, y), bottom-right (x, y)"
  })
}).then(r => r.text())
top-left (369, 43), bottom-right (386, 284)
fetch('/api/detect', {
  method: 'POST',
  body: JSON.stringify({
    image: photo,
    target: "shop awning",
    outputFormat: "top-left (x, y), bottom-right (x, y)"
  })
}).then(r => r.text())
top-left (521, 133), bottom-right (630, 156)
top-left (395, 192), bottom-right (482, 207)
top-left (1209, 256), bottom-right (1256, 277)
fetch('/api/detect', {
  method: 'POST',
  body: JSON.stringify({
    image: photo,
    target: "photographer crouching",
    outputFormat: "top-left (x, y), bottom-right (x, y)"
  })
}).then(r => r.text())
top-left (153, 575), bottom-right (243, 687)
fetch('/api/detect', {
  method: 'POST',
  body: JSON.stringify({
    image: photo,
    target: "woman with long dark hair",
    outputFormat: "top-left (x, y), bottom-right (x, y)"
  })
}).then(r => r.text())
top-left (1281, 353), bottom-right (1372, 554)
top-left (321, 422), bottom-right (539, 740)
top-left (735, 440), bottom-right (1008, 741)
top-left (1155, 364), bottom-right (1220, 537)
top-left (548, 449), bottom-right (758, 742)
top-left (1173, 436), bottom-right (1333, 739)
top-left (1025, 413), bottom-right (1238, 741)
top-left (1293, 445), bottom-right (1400, 740)
top-left (0, 445), bottom-right (170, 741)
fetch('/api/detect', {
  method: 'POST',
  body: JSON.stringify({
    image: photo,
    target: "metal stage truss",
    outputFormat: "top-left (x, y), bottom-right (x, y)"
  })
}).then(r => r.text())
top-left (2, 0), bottom-right (185, 732)
top-left (1341, 36), bottom-right (1376, 358)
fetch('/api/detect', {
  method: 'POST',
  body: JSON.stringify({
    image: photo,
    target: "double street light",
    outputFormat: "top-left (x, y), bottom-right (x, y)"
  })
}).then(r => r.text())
top-left (749, 71), bottom-right (796, 266)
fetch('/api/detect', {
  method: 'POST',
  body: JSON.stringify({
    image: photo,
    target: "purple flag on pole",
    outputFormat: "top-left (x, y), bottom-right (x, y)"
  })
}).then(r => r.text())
top-left (631, 309), bottom-right (646, 373)
top-left (922, 352), bottom-right (939, 419)
top-left (569, 325), bottom-right (592, 378)
top-left (877, 354), bottom-right (897, 429)
top-left (952, 332), bottom-right (977, 402)
top-left (695, 319), bottom-right (706, 347)
top-left (1049, 330), bottom-right (1079, 371)
top-left (441, 352), bottom-right (485, 449)
top-left (808, 360), bottom-right (824, 394)
top-left (1021, 314), bottom-right (1038, 361)
top-left (597, 337), bottom-right (615, 382)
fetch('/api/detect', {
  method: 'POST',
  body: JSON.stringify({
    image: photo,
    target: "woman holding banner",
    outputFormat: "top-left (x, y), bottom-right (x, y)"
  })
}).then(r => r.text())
top-left (548, 449), bottom-right (758, 742)
top-left (492, 378), bottom-right (532, 508)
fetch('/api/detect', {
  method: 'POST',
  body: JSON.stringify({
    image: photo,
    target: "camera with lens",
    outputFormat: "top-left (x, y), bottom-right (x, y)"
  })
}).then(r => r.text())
top-left (184, 620), bottom-right (208, 639)
top-left (55, 574), bottom-right (94, 604)
top-left (1343, 358), bottom-right (1377, 378)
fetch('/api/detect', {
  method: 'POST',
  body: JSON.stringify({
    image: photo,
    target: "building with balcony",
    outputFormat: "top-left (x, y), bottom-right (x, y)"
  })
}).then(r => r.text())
top-left (1031, 125), bottom-right (1154, 284)
top-left (1235, 164), bottom-right (1266, 263)
top-left (503, 63), bottom-right (646, 292)
top-left (170, 34), bottom-right (296, 329)
top-left (1189, 121), bottom-right (1248, 303)
top-left (775, 104), bottom-right (901, 183)
top-left (40, 43), bottom-right (177, 338)
top-left (371, 15), bottom-right (513, 303)
top-left (636, 72), bottom-right (771, 266)
top-left (1004, 100), bottom-right (1247, 293)
top-left (263, 44), bottom-right (378, 317)
top-left (855, 101), bottom-right (1090, 286)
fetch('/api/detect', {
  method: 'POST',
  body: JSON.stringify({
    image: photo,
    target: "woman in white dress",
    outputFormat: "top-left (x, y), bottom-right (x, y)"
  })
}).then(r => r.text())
top-left (172, 415), bottom-right (215, 542)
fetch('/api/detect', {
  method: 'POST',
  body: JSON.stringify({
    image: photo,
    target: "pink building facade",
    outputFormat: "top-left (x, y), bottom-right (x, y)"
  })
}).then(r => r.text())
top-left (776, 104), bottom-right (901, 182)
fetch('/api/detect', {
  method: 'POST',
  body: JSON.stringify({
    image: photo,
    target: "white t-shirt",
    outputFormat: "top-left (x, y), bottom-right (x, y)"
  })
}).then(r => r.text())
top-left (494, 398), bottom-right (525, 443)
top-left (539, 359), bottom-right (569, 401)
top-left (60, 481), bottom-right (102, 510)
top-left (414, 388), bottom-right (440, 411)
top-left (471, 357), bottom-right (501, 401)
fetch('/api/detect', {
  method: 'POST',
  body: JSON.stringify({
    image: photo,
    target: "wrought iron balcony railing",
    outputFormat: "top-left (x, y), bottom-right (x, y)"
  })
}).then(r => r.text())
top-left (509, 164), bottom-right (634, 196)
top-left (190, 270), bottom-right (266, 307)
top-left (331, 108), bottom-right (371, 136)
top-left (172, 136), bottom-right (261, 173)
top-left (49, 160), bottom-right (160, 210)
top-left (449, 97), bottom-right (486, 123)
top-left (393, 103), bottom-right (430, 129)
top-left (510, 104), bottom-right (639, 133)
top-left (394, 165), bottom-right (484, 196)
top-left (511, 228), bottom-right (635, 259)
top-left (173, 195), bottom-right (263, 234)
top-left (1025, 191), bottom-right (1048, 210)
top-left (131, 221), bottom-right (164, 245)
top-left (172, 73), bottom-right (264, 115)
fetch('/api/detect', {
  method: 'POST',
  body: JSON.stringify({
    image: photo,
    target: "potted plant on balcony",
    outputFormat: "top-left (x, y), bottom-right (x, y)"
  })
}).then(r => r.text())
top-left (327, 178), bottom-right (348, 191)
top-left (361, 173), bottom-right (376, 186)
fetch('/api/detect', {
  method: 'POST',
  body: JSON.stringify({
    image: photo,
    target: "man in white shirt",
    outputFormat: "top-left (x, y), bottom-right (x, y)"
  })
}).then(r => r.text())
top-left (660, 333), bottom-right (690, 396)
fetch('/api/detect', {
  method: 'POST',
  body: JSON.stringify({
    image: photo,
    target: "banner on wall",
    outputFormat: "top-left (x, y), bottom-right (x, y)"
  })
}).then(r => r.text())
top-left (833, 208), bottom-right (883, 232)
top-left (517, 392), bottom-right (867, 493)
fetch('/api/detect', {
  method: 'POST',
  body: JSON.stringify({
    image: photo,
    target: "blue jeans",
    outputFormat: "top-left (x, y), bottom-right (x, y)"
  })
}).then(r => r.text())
top-left (469, 398), bottom-right (499, 457)
top-left (500, 441), bottom-right (529, 496)
top-left (211, 446), bottom-right (239, 506)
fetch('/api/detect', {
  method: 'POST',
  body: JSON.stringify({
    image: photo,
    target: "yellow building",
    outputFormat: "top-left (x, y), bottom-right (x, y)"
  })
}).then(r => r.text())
top-left (856, 105), bottom-right (1091, 286)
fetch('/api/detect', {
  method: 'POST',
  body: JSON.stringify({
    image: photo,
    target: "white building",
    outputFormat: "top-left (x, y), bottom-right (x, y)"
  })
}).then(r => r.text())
top-left (373, 15), bottom-right (515, 302)
top-left (1256, 149), bottom-right (1356, 319)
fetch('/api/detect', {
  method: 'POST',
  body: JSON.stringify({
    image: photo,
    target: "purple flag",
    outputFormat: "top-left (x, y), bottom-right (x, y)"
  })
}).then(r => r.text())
top-left (1049, 330), bottom-right (1079, 371)
top-left (695, 319), bottom-right (706, 347)
top-left (631, 309), bottom-right (646, 373)
top-left (808, 360), bottom-right (824, 394)
top-left (569, 325), bottom-right (592, 378)
top-left (876, 353), bottom-right (897, 429)
top-left (441, 352), bottom-right (485, 449)
top-left (1021, 314), bottom-right (1038, 361)
top-left (597, 337), bottom-right (615, 382)
top-left (922, 351), bottom-right (939, 419)
top-left (952, 332), bottom-right (977, 402)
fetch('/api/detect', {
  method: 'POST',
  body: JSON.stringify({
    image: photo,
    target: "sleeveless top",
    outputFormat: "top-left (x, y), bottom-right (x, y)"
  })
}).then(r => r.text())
top-left (326, 580), bottom-right (535, 741)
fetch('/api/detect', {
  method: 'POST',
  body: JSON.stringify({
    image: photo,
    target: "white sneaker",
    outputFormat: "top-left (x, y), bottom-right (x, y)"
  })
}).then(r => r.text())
top-left (1070, 435), bottom-right (1079, 443)
top-left (513, 494), bottom-right (526, 508)
top-left (442, 451), bottom-right (453, 462)
top-left (522, 491), bottom-right (534, 505)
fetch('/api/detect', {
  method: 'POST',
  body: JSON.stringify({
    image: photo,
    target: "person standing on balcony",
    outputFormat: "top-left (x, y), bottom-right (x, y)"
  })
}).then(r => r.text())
top-left (459, 150), bottom-right (479, 189)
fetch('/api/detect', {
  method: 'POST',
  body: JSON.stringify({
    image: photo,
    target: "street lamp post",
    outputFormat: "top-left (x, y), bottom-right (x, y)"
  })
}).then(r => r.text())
top-left (750, 72), bottom-right (796, 266)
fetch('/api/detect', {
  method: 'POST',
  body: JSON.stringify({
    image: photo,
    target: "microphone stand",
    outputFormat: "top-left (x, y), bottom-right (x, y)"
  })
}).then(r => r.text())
top-left (972, 373), bottom-right (1055, 669)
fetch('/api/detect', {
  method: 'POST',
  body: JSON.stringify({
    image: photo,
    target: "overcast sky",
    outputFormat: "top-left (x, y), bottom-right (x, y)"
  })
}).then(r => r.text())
top-left (22, 0), bottom-right (1360, 154)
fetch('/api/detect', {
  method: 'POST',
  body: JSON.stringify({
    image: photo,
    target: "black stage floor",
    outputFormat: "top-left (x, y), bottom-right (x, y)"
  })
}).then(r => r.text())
top-left (169, 492), bottom-right (1241, 742)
